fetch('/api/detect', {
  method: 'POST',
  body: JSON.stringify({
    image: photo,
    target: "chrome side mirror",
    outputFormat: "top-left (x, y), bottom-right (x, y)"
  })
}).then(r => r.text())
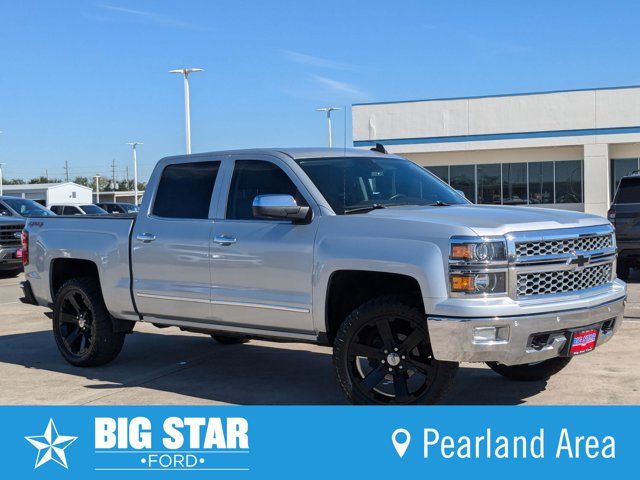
top-left (252, 194), bottom-right (310, 222)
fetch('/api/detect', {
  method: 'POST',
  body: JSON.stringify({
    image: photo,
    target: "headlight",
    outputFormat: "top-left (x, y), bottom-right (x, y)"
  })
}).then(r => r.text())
top-left (450, 238), bottom-right (507, 263)
top-left (449, 236), bottom-right (508, 296)
top-left (450, 272), bottom-right (507, 294)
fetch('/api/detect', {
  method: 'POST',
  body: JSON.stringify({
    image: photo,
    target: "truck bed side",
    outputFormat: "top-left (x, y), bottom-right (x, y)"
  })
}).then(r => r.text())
top-left (24, 216), bottom-right (138, 321)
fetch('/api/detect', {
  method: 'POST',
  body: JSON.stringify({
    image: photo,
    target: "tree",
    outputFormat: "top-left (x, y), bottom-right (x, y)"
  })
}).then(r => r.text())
top-left (4, 178), bottom-right (26, 185)
top-left (29, 176), bottom-right (61, 184)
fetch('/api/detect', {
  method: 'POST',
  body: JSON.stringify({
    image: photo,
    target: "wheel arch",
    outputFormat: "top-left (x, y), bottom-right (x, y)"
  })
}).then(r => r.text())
top-left (322, 269), bottom-right (425, 345)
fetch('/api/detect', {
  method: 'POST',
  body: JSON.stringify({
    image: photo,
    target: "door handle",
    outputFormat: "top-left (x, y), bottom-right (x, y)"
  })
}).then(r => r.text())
top-left (214, 235), bottom-right (237, 246)
top-left (136, 233), bottom-right (156, 243)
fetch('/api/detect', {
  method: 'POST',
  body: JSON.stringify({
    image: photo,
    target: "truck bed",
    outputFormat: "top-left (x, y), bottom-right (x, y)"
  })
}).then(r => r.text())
top-left (24, 215), bottom-right (139, 321)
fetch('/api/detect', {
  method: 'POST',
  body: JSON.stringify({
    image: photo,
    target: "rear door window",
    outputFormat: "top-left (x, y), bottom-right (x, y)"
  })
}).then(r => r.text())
top-left (153, 161), bottom-right (221, 219)
top-left (63, 206), bottom-right (82, 215)
top-left (615, 177), bottom-right (640, 204)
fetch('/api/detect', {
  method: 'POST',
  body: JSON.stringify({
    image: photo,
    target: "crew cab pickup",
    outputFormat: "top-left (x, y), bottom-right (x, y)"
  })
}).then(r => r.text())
top-left (21, 148), bottom-right (627, 404)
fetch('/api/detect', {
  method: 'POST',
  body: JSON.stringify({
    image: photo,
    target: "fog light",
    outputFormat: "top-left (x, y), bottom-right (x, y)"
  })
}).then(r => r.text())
top-left (473, 327), bottom-right (498, 343)
top-left (473, 326), bottom-right (509, 344)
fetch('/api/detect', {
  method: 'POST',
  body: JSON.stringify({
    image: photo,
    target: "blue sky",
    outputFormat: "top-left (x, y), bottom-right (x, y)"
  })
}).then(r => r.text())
top-left (1, 0), bottom-right (640, 182)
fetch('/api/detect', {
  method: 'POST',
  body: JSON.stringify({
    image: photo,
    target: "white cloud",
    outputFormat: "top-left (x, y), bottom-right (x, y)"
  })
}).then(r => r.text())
top-left (311, 75), bottom-right (369, 100)
top-left (96, 4), bottom-right (205, 30)
top-left (281, 50), bottom-right (352, 70)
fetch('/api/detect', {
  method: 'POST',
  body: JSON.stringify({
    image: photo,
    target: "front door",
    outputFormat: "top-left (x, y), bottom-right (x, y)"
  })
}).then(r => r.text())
top-left (210, 156), bottom-right (318, 334)
top-left (132, 159), bottom-right (221, 323)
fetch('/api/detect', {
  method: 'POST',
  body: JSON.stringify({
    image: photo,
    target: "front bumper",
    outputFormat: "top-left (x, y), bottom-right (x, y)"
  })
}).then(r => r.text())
top-left (427, 296), bottom-right (626, 365)
top-left (0, 247), bottom-right (21, 269)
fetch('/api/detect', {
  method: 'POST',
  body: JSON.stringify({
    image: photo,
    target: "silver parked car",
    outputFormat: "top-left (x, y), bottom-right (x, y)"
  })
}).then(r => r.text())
top-left (20, 148), bottom-right (626, 404)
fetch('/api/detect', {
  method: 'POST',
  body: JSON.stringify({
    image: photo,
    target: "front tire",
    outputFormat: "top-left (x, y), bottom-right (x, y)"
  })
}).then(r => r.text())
top-left (486, 357), bottom-right (572, 381)
top-left (53, 278), bottom-right (125, 367)
top-left (333, 296), bottom-right (458, 405)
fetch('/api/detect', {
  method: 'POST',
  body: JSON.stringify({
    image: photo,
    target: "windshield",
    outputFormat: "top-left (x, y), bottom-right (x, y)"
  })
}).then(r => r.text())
top-left (295, 156), bottom-right (468, 214)
top-left (81, 205), bottom-right (108, 214)
top-left (2, 198), bottom-right (55, 217)
top-left (121, 203), bottom-right (139, 213)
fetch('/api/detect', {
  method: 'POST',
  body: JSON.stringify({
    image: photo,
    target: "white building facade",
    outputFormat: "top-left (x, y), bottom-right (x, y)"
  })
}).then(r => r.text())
top-left (352, 85), bottom-right (640, 217)
top-left (2, 182), bottom-right (93, 207)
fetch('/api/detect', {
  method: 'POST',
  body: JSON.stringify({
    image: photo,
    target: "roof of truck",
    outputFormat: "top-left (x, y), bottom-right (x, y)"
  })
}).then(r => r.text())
top-left (163, 147), bottom-right (394, 162)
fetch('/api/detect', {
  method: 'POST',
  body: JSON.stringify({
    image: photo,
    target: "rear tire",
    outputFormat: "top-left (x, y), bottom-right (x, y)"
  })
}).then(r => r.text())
top-left (211, 334), bottom-right (249, 345)
top-left (52, 277), bottom-right (125, 367)
top-left (333, 296), bottom-right (458, 405)
top-left (617, 260), bottom-right (630, 281)
top-left (486, 357), bottom-right (572, 381)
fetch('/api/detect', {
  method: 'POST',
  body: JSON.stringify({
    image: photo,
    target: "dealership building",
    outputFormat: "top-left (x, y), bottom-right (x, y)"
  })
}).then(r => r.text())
top-left (352, 85), bottom-right (640, 217)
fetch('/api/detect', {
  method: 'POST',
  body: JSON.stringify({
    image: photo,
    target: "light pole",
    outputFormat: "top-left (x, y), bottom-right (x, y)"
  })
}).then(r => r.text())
top-left (316, 107), bottom-right (341, 148)
top-left (0, 163), bottom-right (5, 197)
top-left (126, 142), bottom-right (143, 206)
top-left (169, 68), bottom-right (204, 154)
top-left (94, 174), bottom-right (101, 203)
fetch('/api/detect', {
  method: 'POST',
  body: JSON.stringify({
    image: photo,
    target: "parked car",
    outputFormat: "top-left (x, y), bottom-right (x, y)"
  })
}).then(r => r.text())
top-left (0, 196), bottom-right (56, 218)
top-left (95, 202), bottom-right (139, 215)
top-left (608, 171), bottom-right (640, 280)
top-left (49, 204), bottom-right (108, 215)
top-left (0, 216), bottom-right (25, 277)
top-left (21, 148), bottom-right (626, 404)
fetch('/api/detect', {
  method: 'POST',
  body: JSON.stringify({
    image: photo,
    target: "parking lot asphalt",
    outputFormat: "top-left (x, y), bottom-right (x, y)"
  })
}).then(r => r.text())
top-left (1, 272), bottom-right (638, 405)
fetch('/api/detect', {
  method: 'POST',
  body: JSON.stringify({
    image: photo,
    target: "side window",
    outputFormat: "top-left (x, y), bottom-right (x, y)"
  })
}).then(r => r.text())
top-left (49, 206), bottom-right (62, 215)
top-left (63, 206), bottom-right (80, 215)
top-left (226, 160), bottom-right (305, 220)
top-left (153, 161), bottom-right (221, 219)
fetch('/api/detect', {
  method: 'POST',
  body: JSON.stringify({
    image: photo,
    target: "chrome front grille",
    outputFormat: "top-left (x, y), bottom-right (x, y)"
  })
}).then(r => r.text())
top-left (508, 225), bottom-right (616, 299)
top-left (515, 234), bottom-right (613, 258)
top-left (517, 263), bottom-right (612, 297)
top-left (0, 224), bottom-right (22, 248)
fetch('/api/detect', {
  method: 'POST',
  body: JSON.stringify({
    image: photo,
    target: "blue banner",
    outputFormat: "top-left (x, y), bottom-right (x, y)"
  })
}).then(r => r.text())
top-left (2, 406), bottom-right (637, 478)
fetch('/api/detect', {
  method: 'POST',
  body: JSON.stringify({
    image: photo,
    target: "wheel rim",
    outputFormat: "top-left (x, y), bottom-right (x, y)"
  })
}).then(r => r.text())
top-left (348, 315), bottom-right (436, 404)
top-left (57, 289), bottom-right (94, 357)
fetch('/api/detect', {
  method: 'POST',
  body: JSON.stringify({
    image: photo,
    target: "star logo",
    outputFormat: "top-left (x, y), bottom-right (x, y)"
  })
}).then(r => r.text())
top-left (25, 418), bottom-right (78, 469)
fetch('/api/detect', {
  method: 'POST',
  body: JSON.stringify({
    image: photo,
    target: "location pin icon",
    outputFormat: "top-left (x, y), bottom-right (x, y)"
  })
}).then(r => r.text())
top-left (391, 428), bottom-right (411, 458)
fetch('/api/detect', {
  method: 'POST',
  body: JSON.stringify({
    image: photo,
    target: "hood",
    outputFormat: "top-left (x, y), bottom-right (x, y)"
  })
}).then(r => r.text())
top-left (367, 204), bottom-right (609, 236)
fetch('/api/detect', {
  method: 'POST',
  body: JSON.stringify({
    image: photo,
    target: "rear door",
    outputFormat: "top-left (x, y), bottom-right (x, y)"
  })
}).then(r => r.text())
top-left (132, 159), bottom-right (222, 323)
top-left (612, 176), bottom-right (640, 241)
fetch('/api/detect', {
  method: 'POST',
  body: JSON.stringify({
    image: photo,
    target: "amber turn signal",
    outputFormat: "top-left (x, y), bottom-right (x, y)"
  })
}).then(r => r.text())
top-left (451, 244), bottom-right (475, 260)
top-left (450, 274), bottom-right (475, 292)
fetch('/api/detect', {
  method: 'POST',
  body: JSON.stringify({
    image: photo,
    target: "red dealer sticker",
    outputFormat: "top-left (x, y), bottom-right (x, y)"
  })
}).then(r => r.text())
top-left (569, 328), bottom-right (599, 355)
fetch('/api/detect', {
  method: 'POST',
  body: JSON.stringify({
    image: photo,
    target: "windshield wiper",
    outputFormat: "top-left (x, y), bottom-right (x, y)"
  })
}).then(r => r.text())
top-left (429, 201), bottom-right (450, 206)
top-left (344, 204), bottom-right (388, 214)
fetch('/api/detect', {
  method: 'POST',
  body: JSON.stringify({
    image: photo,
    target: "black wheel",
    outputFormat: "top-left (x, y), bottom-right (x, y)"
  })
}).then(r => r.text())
top-left (53, 278), bottom-right (125, 367)
top-left (333, 296), bottom-right (458, 405)
top-left (486, 357), bottom-right (572, 381)
top-left (211, 334), bottom-right (249, 345)
top-left (0, 267), bottom-right (22, 278)
top-left (617, 260), bottom-right (630, 281)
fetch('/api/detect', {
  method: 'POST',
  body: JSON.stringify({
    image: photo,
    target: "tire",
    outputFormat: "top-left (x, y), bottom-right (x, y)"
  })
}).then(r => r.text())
top-left (211, 334), bottom-right (249, 345)
top-left (333, 296), bottom-right (459, 405)
top-left (486, 357), bottom-right (572, 381)
top-left (0, 267), bottom-right (22, 278)
top-left (617, 260), bottom-right (630, 281)
top-left (52, 277), bottom-right (125, 367)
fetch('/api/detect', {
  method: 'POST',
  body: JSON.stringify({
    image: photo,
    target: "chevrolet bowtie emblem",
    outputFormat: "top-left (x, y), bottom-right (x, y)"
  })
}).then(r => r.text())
top-left (567, 252), bottom-right (590, 268)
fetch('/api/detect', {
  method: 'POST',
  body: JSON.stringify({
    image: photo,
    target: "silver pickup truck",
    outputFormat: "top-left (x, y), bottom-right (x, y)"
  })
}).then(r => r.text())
top-left (20, 148), bottom-right (627, 404)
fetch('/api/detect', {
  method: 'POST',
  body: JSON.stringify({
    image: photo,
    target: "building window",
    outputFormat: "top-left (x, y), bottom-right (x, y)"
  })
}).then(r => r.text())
top-left (423, 160), bottom-right (583, 207)
top-left (425, 166), bottom-right (449, 183)
top-left (528, 162), bottom-right (554, 204)
top-left (610, 158), bottom-right (639, 200)
top-left (502, 163), bottom-right (528, 205)
top-left (554, 160), bottom-right (583, 204)
top-left (477, 164), bottom-right (501, 204)
top-left (449, 165), bottom-right (475, 202)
